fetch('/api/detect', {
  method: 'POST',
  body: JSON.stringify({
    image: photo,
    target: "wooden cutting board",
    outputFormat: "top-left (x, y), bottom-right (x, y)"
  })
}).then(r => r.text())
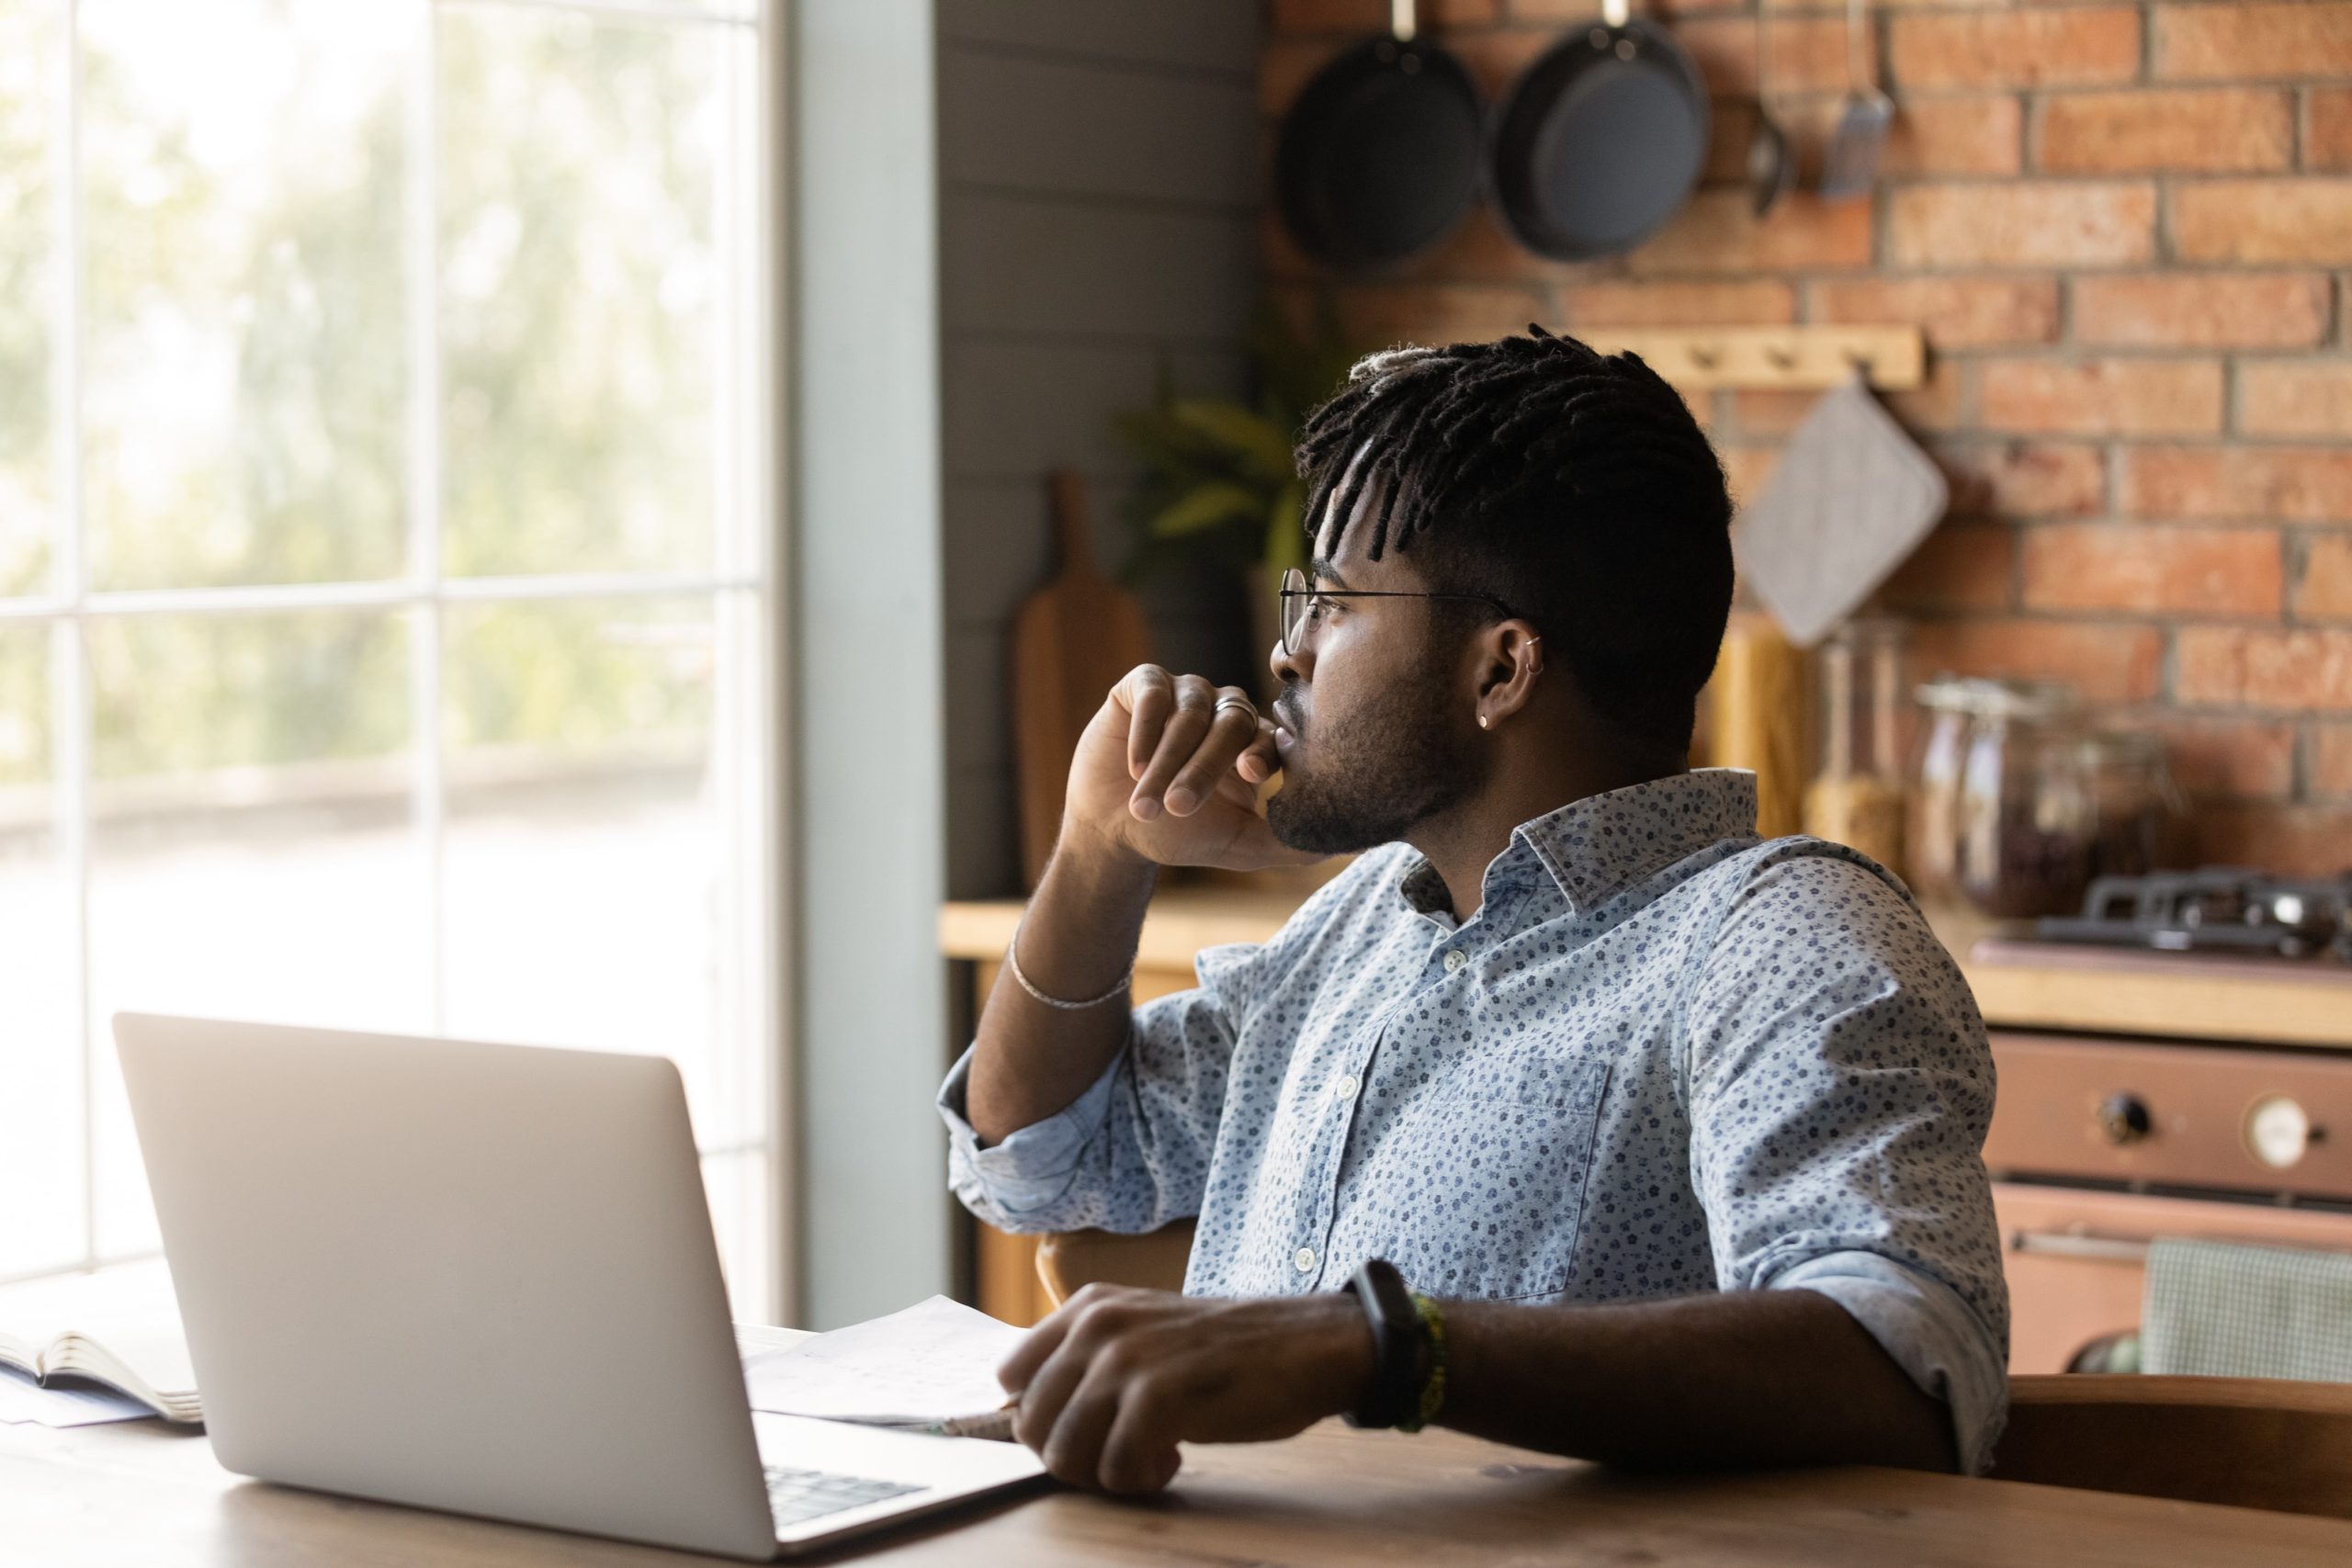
top-left (1012, 469), bottom-right (1153, 890)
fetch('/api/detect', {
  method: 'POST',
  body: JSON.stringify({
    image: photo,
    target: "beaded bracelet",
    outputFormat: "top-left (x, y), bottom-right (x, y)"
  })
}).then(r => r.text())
top-left (1397, 1293), bottom-right (1448, 1434)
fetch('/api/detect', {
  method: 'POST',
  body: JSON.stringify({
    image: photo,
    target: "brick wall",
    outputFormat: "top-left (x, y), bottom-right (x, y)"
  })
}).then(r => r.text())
top-left (1261, 0), bottom-right (2352, 872)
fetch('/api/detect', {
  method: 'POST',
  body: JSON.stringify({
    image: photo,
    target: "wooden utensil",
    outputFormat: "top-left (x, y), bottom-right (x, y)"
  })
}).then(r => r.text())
top-left (1012, 470), bottom-right (1153, 890)
top-left (1706, 610), bottom-right (1809, 839)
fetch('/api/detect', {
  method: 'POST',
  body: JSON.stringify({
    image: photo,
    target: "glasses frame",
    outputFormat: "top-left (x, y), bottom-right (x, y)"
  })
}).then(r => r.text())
top-left (1275, 568), bottom-right (1520, 659)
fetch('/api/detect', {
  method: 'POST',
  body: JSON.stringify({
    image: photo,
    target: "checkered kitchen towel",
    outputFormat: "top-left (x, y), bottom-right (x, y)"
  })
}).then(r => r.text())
top-left (2142, 1237), bottom-right (2352, 1382)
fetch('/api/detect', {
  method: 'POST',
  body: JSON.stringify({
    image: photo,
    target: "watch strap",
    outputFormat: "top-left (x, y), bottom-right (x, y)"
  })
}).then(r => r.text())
top-left (1340, 1258), bottom-right (1419, 1429)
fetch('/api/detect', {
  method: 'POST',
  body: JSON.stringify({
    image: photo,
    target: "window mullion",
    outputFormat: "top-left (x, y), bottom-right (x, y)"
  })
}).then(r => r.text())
top-left (407, 0), bottom-right (447, 1034)
top-left (51, 0), bottom-right (95, 1275)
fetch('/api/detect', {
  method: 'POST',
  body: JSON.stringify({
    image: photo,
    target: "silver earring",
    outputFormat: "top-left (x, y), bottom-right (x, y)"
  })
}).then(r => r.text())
top-left (1478, 714), bottom-right (1489, 729)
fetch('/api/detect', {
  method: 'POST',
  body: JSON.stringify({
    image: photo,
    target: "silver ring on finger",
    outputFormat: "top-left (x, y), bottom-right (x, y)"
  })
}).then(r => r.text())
top-left (1212, 694), bottom-right (1258, 722)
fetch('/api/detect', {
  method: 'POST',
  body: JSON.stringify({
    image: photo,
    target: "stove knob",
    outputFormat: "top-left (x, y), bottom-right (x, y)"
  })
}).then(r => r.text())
top-left (2098, 1094), bottom-right (2152, 1146)
top-left (2245, 1096), bottom-right (2312, 1170)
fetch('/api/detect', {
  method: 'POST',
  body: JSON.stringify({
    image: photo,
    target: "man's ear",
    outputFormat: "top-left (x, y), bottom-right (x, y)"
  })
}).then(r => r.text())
top-left (1473, 620), bottom-right (1544, 732)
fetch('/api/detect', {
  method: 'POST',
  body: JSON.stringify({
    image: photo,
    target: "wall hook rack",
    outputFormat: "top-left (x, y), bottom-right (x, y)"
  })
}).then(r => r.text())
top-left (1576, 325), bottom-right (1925, 390)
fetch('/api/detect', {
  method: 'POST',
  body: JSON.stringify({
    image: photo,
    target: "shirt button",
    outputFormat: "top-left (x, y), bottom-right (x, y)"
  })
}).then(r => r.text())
top-left (1334, 1073), bottom-right (1360, 1100)
top-left (1442, 949), bottom-right (1468, 974)
top-left (1294, 1247), bottom-right (1317, 1273)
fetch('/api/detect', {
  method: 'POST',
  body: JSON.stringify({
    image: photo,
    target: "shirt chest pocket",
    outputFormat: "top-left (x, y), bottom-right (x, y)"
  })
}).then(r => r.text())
top-left (1344, 1045), bottom-right (1611, 1303)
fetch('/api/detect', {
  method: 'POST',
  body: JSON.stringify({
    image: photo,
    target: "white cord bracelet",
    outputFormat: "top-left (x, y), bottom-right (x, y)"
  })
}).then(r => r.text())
top-left (1004, 918), bottom-right (1135, 1010)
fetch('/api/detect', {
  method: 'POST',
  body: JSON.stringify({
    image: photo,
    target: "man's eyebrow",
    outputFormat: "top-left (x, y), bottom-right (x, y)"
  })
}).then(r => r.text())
top-left (1307, 558), bottom-right (1351, 591)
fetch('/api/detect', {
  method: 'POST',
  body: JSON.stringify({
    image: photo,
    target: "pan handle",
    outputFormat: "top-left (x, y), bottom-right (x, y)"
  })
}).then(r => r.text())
top-left (1391, 0), bottom-right (1416, 42)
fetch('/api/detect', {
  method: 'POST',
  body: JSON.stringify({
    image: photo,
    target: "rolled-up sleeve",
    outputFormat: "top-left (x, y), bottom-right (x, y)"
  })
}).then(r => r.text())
top-left (939, 941), bottom-right (1264, 1236)
top-left (1685, 848), bottom-right (2011, 1473)
top-left (939, 1044), bottom-right (1126, 1227)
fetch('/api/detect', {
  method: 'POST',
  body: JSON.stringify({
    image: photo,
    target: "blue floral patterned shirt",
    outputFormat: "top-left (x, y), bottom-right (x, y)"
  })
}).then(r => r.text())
top-left (940, 770), bottom-right (2009, 1470)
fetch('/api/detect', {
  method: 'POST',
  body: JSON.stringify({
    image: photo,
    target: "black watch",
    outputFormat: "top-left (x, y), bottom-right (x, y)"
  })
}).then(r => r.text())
top-left (1339, 1258), bottom-right (1419, 1429)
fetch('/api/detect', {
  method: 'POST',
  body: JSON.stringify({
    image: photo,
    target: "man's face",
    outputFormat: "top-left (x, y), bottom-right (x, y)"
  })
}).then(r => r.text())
top-left (1264, 512), bottom-right (1487, 855)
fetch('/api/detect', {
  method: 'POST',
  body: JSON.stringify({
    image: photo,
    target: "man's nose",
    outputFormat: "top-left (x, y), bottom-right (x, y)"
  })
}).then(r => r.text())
top-left (1270, 636), bottom-right (1306, 689)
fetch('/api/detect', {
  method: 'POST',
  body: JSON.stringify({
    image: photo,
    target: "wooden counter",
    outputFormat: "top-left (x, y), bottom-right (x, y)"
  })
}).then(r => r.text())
top-left (942, 883), bottom-right (2352, 1325)
top-left (942, 889), bottom-right (2352, 1050)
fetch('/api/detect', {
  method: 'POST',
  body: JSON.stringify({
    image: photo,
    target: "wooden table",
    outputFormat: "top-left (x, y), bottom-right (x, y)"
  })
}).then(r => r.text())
top-left (10, 1415), bottom-right (2352, 1566)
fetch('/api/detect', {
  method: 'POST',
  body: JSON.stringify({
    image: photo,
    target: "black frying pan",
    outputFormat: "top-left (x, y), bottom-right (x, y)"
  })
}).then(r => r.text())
top-left (1489, 0), bottom-right (1710, 263)
top-left (1274, 0), bottom-right (1482, 275)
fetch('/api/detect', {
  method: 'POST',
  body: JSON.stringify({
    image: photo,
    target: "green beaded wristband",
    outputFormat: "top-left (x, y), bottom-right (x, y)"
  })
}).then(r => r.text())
top-left (1396, 1293), bottom-right (1447, 1434)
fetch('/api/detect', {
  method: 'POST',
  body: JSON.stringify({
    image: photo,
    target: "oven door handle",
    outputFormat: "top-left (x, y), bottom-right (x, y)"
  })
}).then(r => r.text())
top-left (2007, 1230), bottom-right (2154, 1263)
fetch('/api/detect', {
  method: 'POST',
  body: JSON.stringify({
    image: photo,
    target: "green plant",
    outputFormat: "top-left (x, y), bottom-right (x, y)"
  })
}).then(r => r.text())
top-left (1114, 298), bottom-right (1358, 597)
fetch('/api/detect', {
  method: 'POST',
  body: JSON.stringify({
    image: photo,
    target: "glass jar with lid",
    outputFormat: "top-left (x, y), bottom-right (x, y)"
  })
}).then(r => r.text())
top-left (1909, 678), bottom-right (2096, 919)
top-left (2080, 729), bottom-right (2189, 881)
top-left (1906, 675), bottom-right (1975, 908)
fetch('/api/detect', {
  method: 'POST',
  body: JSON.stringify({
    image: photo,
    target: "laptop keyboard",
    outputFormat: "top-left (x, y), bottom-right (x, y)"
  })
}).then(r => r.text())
top-left (763, 1463), bottom-right (926, 1529)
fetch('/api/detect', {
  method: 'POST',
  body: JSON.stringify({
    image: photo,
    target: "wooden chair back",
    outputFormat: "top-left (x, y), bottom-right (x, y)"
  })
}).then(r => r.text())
top-left (1992, 1374), bottom-right (2352, 1518)
top-left (1035, 1220), bottom-right (1196, 1308)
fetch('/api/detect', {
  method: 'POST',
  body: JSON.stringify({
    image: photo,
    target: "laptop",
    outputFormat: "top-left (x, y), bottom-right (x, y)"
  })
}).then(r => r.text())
top-left (113, 1012), bottom-right (1046, 1560)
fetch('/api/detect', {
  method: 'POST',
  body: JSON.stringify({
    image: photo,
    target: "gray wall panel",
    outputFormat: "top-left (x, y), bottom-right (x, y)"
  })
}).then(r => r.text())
top-left (943, 338), bottom-right (1244, 480)
top-left (944, 624), bottom-right (1012, 775)
top-left (941, 191), bottom-right (1258, 342)
top-left (938, 0), bottom-right (1259, 73)
top-left (940, 50), bottom-right (1258, 208)
top-left (944, 767), bottom-right (1019, 906)
top-left (935, 2), bottom-right (1263, 906)
top-left (941, 479), bottom-right (1058, 629)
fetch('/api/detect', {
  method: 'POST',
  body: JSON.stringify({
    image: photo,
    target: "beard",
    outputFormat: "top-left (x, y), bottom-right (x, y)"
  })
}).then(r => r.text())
top-left (1265, 666), bottom-right (1485, 855)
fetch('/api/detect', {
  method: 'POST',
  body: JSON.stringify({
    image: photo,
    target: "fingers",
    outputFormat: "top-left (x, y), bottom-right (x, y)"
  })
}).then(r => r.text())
top-left (1158, 687), bottom-right (1262, 817)
top-left (1099, 1385), bottom-right (1186, 1495)
top-left (997, 1305), bottom-right (1075, 1399)
top-left (1134, 682), bottom-right (1258, 819)
top-left (1235, 717), bottom-right (1281, 786)
top-left (1040, 1369), bottom-right (1125, 1489)
top-left (1019, 1290), bottom-right (1183, 1495)
top-left (1127, 674), bottom-right (1215, 818)
top-left (1009, 1284), bottom-right (1130, 1450)
top-left (1114, 665), bottom-right (1176, 783)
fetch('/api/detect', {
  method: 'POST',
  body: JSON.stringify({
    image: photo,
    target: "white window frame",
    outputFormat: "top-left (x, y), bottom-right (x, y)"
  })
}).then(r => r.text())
top-left (2, 0), bottom-right (788, 1319)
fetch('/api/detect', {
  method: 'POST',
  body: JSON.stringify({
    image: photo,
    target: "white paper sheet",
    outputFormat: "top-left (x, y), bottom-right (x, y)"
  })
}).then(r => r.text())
top-left (0, 1366), bottom-right (153, 1427)
top-left (741, 1295), bottom-right (1025, 1427)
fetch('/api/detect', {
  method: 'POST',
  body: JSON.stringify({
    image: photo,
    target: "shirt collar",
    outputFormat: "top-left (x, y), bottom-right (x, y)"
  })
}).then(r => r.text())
top-left (1395, 769), bottom-right (1760, 920)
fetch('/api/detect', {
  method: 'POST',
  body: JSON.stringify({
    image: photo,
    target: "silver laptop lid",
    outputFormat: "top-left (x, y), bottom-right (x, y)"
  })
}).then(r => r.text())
top-left (115, 1013), bottom-right (779, 1562)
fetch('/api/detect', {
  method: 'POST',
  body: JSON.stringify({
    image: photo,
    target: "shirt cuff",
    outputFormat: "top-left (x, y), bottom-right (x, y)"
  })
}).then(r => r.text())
top-left (1770, 1250), bottom-right (2010, 1476)
top-left (936, 1043), bottom-right (1123, 1223)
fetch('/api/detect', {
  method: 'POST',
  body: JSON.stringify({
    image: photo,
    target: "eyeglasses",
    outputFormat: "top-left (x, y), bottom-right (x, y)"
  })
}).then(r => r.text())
top-left (1275, 568), bottom-right (1518, 659)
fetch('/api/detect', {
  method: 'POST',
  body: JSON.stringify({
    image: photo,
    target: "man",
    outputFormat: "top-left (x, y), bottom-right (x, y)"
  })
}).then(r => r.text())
top-left (939, 328), bottom-right (2007, 1497)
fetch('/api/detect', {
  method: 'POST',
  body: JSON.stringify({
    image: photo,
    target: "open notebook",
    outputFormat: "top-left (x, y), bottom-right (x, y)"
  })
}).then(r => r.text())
top-left (3, 1271), bottom-right (1024, 1439)
top-left (741, 1295), bottom-right (1027, 1440)
top-left (0, 1259), bottom-right (201, 1425)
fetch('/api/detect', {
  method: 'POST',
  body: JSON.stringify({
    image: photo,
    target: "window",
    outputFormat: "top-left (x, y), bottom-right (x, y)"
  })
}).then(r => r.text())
top-left (0, 0), bottom-right (776, 1315)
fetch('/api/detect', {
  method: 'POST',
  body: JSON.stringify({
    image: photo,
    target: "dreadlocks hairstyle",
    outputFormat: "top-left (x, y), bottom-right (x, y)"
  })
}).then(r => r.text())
top-left (1294, 324), bottom-right (1734, 754)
